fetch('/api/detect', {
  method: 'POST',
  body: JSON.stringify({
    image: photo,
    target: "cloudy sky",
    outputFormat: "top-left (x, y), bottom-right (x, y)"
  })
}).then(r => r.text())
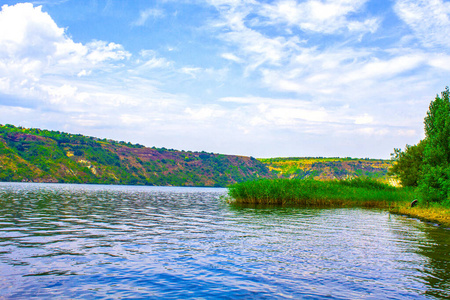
top-left (1, 0), bottom-right (449, 158)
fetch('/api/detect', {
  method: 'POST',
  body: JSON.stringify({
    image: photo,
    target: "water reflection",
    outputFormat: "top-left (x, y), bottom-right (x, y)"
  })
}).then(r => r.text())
top-left (0, 182), bottom-right (449, 299)
top-left (390, 215), bottom-right (450, 299)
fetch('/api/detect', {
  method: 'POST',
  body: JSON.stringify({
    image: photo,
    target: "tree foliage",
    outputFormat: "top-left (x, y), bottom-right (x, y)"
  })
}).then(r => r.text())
top-left (391, 87), bottom-right (450, 203)
top-left (420, 87), bottom-right (450, 202)
top-left (389, 140), bottom-right (425, 187)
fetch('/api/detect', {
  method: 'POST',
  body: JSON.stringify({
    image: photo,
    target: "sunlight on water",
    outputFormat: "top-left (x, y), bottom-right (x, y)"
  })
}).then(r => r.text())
top-left (0, 182), bottom-right (449, 299)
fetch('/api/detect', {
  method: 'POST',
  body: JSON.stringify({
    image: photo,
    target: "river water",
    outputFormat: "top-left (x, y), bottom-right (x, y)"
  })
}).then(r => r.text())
top-left (0, 182), bottom-right (449, 299)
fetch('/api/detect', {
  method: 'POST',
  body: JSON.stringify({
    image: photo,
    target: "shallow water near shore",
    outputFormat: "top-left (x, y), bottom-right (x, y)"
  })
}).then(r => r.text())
top-left (0, 182), bottom-right (449, 299)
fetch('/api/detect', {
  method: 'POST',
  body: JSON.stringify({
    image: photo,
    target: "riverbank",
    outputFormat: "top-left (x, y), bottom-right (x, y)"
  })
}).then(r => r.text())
top-left (227, 178), bottom-right (450, 227)
top-left (390, 205), bottom-right (450, 228)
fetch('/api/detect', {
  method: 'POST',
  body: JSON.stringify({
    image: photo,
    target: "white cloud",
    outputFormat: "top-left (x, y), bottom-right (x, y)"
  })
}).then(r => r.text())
top-left (354, 113), bottom-right (373, 125)
top-left (120, 114), bottom-right (148, 125)
top-left (259, 0), bottom-right (377, 34)
top-left (395, 0), bottom-right (450, 48)
top-left (222, 29), bottom-right (301, 70)
top-left (357, 127), bottom-right (389, 136)
top-left (132, 8), bottom-right (165, 26)
top-left (221, 52), bottom-right (243, 63)
top-left (40, 84), bottom-right (77, 105)
top-left (335, 53), bottom-right (426, 84)
top-left (0, 4), bottom-right (130, 76)
top-left (258, 46), bottom-right (450, 103)
top-left (142, 57), bottom-right (172, 69)
top-left (220, 96), bottom-right (367, 131)
top-left (77, 70), bottom-right (91, 77)
top-left (85, 41), bottom-right (130, 64)
top-left (206, 0), bottom-right (385, 92)
top-left (184, 106), bottom-right (226, 121)
top-left (0, 3), bottom-right (64, 55)
top-left (205, 0), bottom-right (450, 114)
top-left (347, 18), bottom-right (379, 34)
top-left (134, 50), bottom-right (173, 71)
top-left (0, 3), bottom-right (131, 104)
top-left (180, 67), bottom-right (203, 78)
top-left (0, 2), bottom-right (197, 143)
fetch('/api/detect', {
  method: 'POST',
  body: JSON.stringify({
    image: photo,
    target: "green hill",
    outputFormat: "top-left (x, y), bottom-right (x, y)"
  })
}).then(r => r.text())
top-left (0, 124), bottom-right (270, 186)
top-left (0, 124), bottom-right (394, 186)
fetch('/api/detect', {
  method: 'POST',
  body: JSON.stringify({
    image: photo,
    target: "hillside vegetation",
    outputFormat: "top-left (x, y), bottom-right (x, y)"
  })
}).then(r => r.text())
top-left (0, 124), bottom-right (393, 187)
top-left (259, 157), bottom-right (391, 181)
top-left (0, 124), bottom-right (270, 186)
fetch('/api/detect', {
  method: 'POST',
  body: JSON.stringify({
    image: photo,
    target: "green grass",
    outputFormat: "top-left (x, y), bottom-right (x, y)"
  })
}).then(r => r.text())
top-left (227, 177), bottom-right (416, 208)
top-left (227, 177), bottom-right (450, 227)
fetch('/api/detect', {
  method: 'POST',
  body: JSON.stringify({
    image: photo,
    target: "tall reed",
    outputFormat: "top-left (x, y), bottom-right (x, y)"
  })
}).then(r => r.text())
top-left (227, 178), bottom-right (415, 208)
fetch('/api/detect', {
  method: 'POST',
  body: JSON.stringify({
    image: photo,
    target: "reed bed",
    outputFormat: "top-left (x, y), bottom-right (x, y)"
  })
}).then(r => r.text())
top-left (227, 178), bottom-right (415, 208)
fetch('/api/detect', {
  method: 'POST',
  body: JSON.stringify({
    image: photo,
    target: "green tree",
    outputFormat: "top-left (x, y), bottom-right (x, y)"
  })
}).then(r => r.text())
top-left (389, 140), bottom-right (425, 187)
top-left (420, 87), bottom-right (450, 203)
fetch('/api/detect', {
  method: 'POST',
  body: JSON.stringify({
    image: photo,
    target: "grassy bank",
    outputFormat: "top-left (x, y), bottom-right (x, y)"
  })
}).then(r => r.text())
top-left (227, 178), bottom-right (450, 227)
top-left (390, 204), bottom-right (450, 227)
top-left (228, 178), bottom-right (415, 207)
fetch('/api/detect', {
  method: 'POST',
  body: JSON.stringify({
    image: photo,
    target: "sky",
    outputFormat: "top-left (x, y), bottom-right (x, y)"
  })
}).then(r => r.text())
top-left (1, 0), bottom-right (450, 159)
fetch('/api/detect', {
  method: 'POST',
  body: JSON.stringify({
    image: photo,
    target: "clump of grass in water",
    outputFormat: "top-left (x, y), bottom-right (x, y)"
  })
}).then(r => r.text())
top-left (227, 177), bottom-right (415, 208)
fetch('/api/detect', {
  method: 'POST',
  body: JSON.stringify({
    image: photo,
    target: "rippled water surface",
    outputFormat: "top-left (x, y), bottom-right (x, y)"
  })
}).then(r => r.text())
top-left (1, 182), bottom-right (449, 299)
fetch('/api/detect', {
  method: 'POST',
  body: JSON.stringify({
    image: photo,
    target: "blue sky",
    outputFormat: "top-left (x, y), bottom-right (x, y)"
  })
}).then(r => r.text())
top-left (1, 0), bottom-right (450, 158)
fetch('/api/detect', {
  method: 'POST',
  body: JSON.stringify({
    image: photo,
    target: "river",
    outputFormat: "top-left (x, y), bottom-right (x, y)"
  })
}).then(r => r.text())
top-left (0, 182), bottom-right (449, 299)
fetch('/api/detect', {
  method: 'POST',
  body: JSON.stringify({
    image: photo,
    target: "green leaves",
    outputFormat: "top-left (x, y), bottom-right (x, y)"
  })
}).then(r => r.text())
top-left (420, 87), bottom-right (450, 202)
top-left (392, 87), bottom-right (450, 203)
top-left (389, 141), bottom-right (425, 187)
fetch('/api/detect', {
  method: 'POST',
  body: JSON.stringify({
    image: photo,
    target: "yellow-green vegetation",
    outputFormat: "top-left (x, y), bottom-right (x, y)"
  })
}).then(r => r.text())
top-left (391, 204), bottom-right (450, 227)
top-left (228, 177), bottom-right (415, 207)
top-left (258, 157), bottom-right (392, 181)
